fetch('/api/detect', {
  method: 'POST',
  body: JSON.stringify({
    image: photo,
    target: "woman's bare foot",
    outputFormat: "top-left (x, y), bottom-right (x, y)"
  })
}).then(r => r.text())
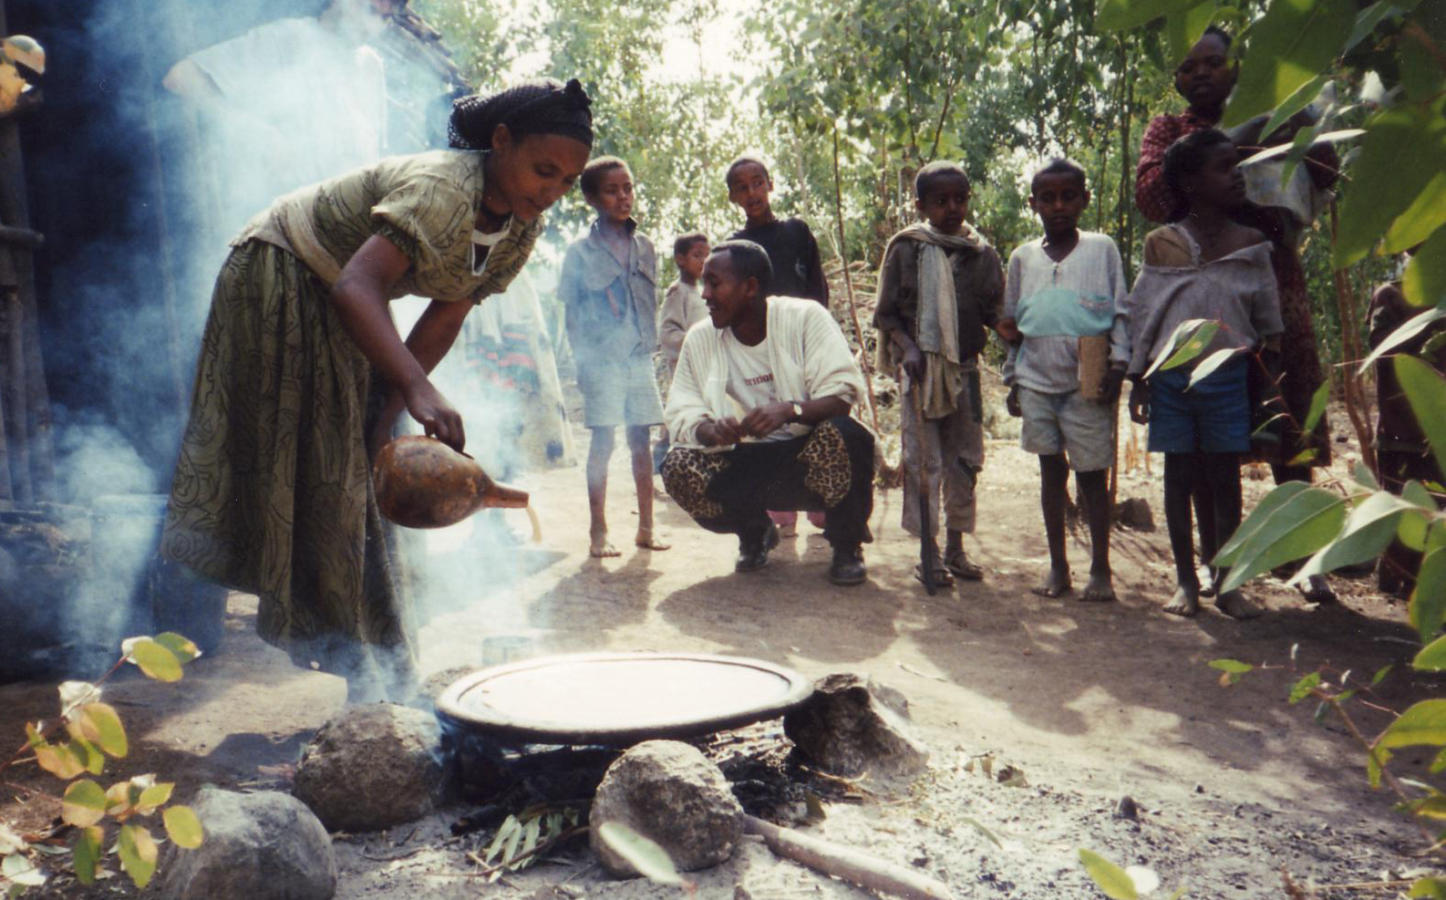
top-left (1081, 572), bottom-right (1116, 602)
top-left (635, 527), bottom-right (670, 551)
top-left (589, 527), bottom-right (620, 558)
top-left (1216, 589), bottom-right (1262, 619)
top-left (1163, 585), bottom-right (1200, 617)
top-left (1030, 567), bottom-right (1072, 598)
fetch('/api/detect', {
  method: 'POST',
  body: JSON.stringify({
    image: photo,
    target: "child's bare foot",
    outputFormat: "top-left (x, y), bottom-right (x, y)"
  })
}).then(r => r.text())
top-left (1163, 585), bottom-right (1200, 617)
top-left (1081, 572), bottom-right (1116, 602)
top-left (1196, 563), bottom-right (1217, 598)
top-left (1216, 589), bottom-right (1262, 620)
top-left (1030, 567), bottom-right (1071, 598)
top-left (589, 527), bottom-right (620, 558)
top-left (634, 527), bottom-right (670, 551)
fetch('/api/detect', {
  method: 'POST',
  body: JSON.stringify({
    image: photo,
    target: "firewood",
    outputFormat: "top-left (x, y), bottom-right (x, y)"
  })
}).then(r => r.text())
top-left (744, 814), bottom-right (951, 900)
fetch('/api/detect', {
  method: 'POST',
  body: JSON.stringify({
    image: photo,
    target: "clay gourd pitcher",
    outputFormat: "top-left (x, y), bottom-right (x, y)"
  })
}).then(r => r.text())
top-left (373, 435), bottom-right (529, 528)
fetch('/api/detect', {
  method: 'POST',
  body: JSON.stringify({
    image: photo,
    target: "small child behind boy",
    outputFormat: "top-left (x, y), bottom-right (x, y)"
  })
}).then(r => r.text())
top-left (658, 232), bottom-right (711, 375)
top-left (874, 161), bottom-right (1005, 585)
top-left (1000, 158), bottom-right (1129, 602)
top-left (559, 155), bottom-right (670, 557)
top-left (654, 232), bottom-right (710, 469)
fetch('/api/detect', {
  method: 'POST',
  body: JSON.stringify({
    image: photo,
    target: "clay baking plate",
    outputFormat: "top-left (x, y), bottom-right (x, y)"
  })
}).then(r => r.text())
top-left (435, 651), bottom-right (814, 745)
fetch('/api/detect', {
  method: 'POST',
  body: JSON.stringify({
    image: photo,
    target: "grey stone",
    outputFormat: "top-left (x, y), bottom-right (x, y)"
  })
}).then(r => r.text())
top-left (783, 673), bottom-right (929, 781)
top-left (589, 740), bottom-right (743, 877)
top-left (292, 702), bottom-right (445, 832)
top-left (158, 786), bottom-right (336, 899)
top-left (1115, 497), bottom-right (1155, 532)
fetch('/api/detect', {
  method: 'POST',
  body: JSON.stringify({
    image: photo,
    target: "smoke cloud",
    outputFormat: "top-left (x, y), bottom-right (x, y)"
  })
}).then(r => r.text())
top-left (11, 0), bottom-right (557, 681)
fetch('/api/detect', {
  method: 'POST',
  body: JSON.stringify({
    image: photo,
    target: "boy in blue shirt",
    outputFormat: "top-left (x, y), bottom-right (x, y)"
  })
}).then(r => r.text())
top-left (1001, 159), bottom-right (1129, 602)
top-left (560, 156), bottom-right (670, 557)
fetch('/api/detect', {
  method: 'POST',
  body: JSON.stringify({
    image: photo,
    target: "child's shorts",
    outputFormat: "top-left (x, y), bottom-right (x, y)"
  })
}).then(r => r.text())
top-left (577, 352), bottom-right (664, 428)
top-left (1018, 385), bottom-right (1115, 471)
top-left (1146, 357), bottom-right (1250, 454)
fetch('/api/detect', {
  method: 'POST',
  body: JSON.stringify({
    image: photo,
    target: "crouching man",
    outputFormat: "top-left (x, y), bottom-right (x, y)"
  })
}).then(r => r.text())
top-left (661, 240), bottom-right (875, 585)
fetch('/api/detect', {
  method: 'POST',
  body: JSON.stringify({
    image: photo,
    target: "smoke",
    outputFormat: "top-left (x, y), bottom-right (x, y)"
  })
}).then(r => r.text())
top-left (10, 0), bottom-right (554, 681)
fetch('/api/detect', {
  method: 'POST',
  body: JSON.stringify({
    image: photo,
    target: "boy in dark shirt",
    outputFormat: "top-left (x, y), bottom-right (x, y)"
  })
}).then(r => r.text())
top-left (726, 156), bottom-right (829, 306)
top-left (727, 155), bottom-right (830, 535)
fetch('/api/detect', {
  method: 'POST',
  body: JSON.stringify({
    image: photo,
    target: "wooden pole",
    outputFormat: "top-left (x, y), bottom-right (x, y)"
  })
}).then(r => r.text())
top-left (830, 123), bottom-right (883, 437)
top-left (1329, 201), bottom-right (1376, 475)
top-left (2, 284), bottom-right (31, 504)
top-left (0, 0), bottom-right (52, 501)
top-left (745, 815), bottom-right (952, 900)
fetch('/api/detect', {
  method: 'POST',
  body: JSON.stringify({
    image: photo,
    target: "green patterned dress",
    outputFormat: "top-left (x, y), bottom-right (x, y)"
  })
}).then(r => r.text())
top-left (161, 150), bottom-right (541, 689)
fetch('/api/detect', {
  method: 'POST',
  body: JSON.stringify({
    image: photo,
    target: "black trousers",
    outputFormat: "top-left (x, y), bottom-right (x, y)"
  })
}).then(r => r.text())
top-left (661, 416), bottom-right (875, 549)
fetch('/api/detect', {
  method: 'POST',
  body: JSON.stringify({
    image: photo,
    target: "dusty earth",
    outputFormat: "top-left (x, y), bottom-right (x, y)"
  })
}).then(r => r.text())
top-left (3, 394), bottom-right (1444, 899)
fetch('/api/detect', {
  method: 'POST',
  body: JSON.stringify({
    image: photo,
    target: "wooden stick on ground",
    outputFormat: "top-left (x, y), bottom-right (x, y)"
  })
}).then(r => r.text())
top-left (744, 814), bottom-right (951, 900)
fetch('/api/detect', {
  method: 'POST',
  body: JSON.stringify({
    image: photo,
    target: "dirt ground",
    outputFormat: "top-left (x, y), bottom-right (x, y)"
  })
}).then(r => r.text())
top-left (4, 398), bottom-right (1444, 898)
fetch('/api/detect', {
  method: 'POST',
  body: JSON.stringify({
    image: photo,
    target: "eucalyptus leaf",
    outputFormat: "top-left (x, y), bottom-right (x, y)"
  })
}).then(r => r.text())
top-left (1303, 379), bottom-right (1331, 434)
top-left (1165, 1), bottom-right (1219, 64)
top-left (1186, 348), bottom-right (1241, 389)
top-left (1213, 483), bottom-right (1347, 593)
top-left (163, 806), bottom-right (204, 850)
top-left (1378, 699), bottom-right (1446, 752)
top-left (61, 779), bottom-right (107, 828)
top-left (77, 703), bottom-right (127, 759)
top-left (1385, 173), bottom-right (1446, 255)
top-left (1144, 319), bottom-right (1218, 379)
top-left (1394, 354), bottom-right (1446, 475)
top-left (72, 826), bottom-right (103, 885)
top-left (1358, 304), bottom-right (1446, 373)
top-left (1335, 105), bottom-right (1446, 268)
top-left (1222, 0), bottom-right (1355, 127)
top-left (126, 639), bottom-right (182, 683)
top-left (1411, 546), bottom-right (1446, 643)
top-left (117, 824), bottom-right (158, 889)
top-left (1208, 659), bottom-right (1254, 674)
top-left (1289, 671), bottom-right (1322, 704)
top-left (1079, 848), bottom-right (1138, 899)
top-left (1403, 227), bottom-right (1446, 309)
top-left (1295, 491), bottom-right (1418, 583)
top-left (596, 821), bottom-right (685, 885)
top-left (1256, 74), bottom-right (1330, 146)
top-left (1237, 128), bottom-right (1364, 165)
top-left (1097, 0), bottom-right (1204, 32)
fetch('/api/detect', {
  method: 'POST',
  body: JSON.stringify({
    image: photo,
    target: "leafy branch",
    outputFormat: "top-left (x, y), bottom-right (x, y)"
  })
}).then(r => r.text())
top-left (0, 634), bottom-right (205, 894)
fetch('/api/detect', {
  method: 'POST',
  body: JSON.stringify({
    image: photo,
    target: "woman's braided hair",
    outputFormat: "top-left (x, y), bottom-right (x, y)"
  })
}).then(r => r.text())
top-left (448, 78), bottom-right (594, 152)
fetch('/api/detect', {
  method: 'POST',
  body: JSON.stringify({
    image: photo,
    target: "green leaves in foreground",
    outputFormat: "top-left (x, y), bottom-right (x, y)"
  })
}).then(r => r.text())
top-left (1143, 319), bottom-right (1218, 380)
top-left (1078, 849), bottom-right (1175, 899)
top-left (1222, 0), bottom-right (1355, 128)
top-left (1394, 354), bottom-right (1446, 480)
top-left (1377, 700), bottom-right (1446, 756)
top-left (596, 821), bottom-right (686, 886)
top-left (1213, 482), bottom-right (1347, 594)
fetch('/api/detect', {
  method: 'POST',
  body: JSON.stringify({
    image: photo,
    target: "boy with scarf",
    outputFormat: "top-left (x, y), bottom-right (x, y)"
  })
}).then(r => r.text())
top-left (874, 161), bottom-right (1005, 586)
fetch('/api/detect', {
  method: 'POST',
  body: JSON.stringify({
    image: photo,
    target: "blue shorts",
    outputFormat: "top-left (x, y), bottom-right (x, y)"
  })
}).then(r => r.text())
top-left (1147, 357), bottom-right (1250, 454)
top-left (577, 353), bottom-right (664, 429)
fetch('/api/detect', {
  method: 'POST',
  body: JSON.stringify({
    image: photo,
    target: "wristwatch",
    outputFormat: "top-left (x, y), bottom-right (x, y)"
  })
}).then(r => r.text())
top-left (790, 402), bottom-right (804, 422)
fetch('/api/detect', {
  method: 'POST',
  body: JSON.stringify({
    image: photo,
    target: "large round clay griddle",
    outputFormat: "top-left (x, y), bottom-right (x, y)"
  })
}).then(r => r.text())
top-left (435, 652), bottom-right (814, 746)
